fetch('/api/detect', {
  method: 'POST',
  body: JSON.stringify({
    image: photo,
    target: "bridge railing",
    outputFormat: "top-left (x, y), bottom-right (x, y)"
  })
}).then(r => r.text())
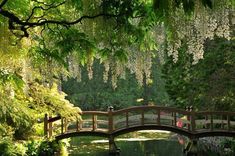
top-left (194, 111), bottom-right (235, 132)
top-left (111, 106), bottom-right (192, 131)
top-left (44, 106), bottom-right (235, 138)
top-left (77, 111), bottom-right (109, 132)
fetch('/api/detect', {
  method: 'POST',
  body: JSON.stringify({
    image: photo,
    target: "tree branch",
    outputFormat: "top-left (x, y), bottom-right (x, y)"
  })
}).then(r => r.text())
top-left (0, 0), bottom-right (144, 38)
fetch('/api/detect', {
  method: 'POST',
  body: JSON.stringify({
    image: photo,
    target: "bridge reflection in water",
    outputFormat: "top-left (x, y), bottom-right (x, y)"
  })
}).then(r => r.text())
top-left (44, 106), bottom-right (235, 154)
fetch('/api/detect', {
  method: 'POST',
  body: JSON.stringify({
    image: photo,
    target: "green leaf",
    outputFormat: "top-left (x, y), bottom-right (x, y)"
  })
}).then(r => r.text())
top-left (114, 49), bottom-right (128, 63)
top-left (99, 48), bottom-right (111, 62)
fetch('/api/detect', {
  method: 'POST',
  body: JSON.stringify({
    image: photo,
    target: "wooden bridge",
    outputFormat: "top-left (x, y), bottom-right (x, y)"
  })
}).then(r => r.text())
top-left (44, 106), bottom-right (235, 140)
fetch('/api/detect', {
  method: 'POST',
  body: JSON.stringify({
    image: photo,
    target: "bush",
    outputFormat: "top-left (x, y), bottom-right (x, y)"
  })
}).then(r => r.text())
top-left (25, 140), bottom-right (40, 156)
top-left (0, 138), bottom-right (26, 156)
top-left (36, 140), bottom-right (68, 156)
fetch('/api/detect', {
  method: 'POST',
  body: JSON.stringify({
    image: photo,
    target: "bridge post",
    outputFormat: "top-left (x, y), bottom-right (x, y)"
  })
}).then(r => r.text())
top-left (108, 106), bottom-right (114, 133)
top-left (109, 135), bottom-right (120, 155)
top-left (186, 107), bottom-right (191, 131)
top-left (227, 115), bottom-right (230, 131)
top-left (210, 114), bottom-right (213, 131)
top-left (126, 112), bottom-right (129, 128)
top-left (48, 115), bottom-right (53, 138)
top-left (61, 117), bottom-right (64, 134)
top-left (44, 114), bottom-right (48, 138)
top-left (157, 109), bottom-right (160, 125)
top-left (92, 114), bottom-right (97, 131)
top-left (173, 112), bottom-right (177, 127)
top-left (64, 118), bottom-right (68, 132)
top-left (190, 106), bottom-right (196, 132)
top-left (76, 117), bottom-right (79, 131)
top-left (184, 139), bottom-right (198, 156)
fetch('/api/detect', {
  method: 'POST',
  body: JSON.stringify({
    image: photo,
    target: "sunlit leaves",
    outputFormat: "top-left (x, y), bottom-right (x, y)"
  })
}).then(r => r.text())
top-left (28, 82), bottom-right (81, 118)
top-left (4, 0), bottom-right (31, 17)
top-left (67, 0), bottom-right (83, 11)
top-left (0, 70), bottom-right (24, 89)
top-left (99, 48), bottom-right (111, 62)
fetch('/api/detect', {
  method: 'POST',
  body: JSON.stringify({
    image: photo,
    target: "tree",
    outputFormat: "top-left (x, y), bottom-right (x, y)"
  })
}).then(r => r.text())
top-left (0, 16), bottom-right (81, 140)
top-left (0, 0), bottom-right (234, 87)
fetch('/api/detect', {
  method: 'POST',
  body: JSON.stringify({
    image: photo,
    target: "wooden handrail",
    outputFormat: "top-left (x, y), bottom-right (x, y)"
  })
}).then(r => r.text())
top-left (48, 116), bottom-right (61, 123)
top-left (196, 111), bottom-right (235, 115)
top-left (82, 111), bottom-right (108, 115)
top-left (112, 106), bottom-right (191, 115)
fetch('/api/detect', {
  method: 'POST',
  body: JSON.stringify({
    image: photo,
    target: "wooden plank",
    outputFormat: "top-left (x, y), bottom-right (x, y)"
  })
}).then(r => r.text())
top-left (196, 111), bottom-right (235, 116)
top-left (48, 116), bottom-right (61, 123)
top-left (83, 111), bottom-right (108, 115)
top-left (113, 106), bottom-right (190, 115)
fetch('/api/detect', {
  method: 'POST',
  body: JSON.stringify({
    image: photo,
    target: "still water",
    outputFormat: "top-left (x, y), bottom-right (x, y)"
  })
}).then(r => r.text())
top-left (68, 131), bottom-right (185, 156)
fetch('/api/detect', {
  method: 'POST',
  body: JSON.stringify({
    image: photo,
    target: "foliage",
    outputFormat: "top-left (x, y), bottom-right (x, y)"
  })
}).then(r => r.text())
top-left (0, 0), bottom-right (234, 154)
top-left (62, 59), bottom-right (171, 110)
top-left (162, 38), bottom-right (235, 110)
top-left (221, 138), bottom-right (235, 155)
top-left (0, 0), bottom-right (234, 88)
top-left (0, 12), bottom-right (81, 142)
top-left (36, 140), bottom-right (68, 156)
top-left (0, 138), bottom-right (27, 156)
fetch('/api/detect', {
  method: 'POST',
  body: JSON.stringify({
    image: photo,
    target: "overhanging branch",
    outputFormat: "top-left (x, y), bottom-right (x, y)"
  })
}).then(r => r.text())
top-left (0, 8), bottom-right (136, 37)
top-left (0, 0), bottom-right (145, 38)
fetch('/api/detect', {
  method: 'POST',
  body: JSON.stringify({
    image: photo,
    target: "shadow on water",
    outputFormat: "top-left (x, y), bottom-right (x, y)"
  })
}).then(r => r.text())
top-left (68, 131), bottom-right (185, 156)
top-left (68, 131), bottom-right (228, 156)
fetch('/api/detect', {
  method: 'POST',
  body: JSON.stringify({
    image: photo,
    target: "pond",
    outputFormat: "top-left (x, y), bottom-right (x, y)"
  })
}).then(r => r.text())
top-left (68, 130), bottom-right (186, 156)
top-left (67, 130), bottom-right (229, 156)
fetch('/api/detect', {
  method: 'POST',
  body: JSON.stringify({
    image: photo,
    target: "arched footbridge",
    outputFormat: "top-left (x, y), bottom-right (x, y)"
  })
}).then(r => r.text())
top-left (44, 106), bottom-right (235, 140)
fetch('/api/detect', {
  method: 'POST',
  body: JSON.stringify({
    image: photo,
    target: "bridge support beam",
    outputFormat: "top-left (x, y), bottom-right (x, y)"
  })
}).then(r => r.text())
top-left (184, 139), bottom-right (198, 156)
top-left (109, 135), bottom-right (120, 155)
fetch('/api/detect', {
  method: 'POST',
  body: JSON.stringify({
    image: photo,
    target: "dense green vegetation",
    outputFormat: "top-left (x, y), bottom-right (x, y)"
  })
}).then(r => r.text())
top-left (62, 58), bottom-right (171, 111)
top-left (163, 38), bottom-right (235, 111)
top-left (0, 0), bottom-right (234, 155)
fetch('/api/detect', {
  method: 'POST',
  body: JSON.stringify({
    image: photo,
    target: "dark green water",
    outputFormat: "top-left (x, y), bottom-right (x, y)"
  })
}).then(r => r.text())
top-left (68, 132), bottom-right (228, 156)
top-left (68, 132), bottom-right (185, 156)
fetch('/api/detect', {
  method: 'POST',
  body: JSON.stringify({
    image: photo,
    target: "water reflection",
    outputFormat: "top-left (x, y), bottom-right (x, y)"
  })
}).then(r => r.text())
top-left (116, 139), bottom-right (184, 156)
top-left (69, 133), bottom-right (184, 156)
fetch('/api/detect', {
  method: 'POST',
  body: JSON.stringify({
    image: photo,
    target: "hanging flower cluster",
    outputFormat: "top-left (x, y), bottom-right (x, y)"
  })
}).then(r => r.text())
top-left (158, 0), bottom-right (232, 64)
